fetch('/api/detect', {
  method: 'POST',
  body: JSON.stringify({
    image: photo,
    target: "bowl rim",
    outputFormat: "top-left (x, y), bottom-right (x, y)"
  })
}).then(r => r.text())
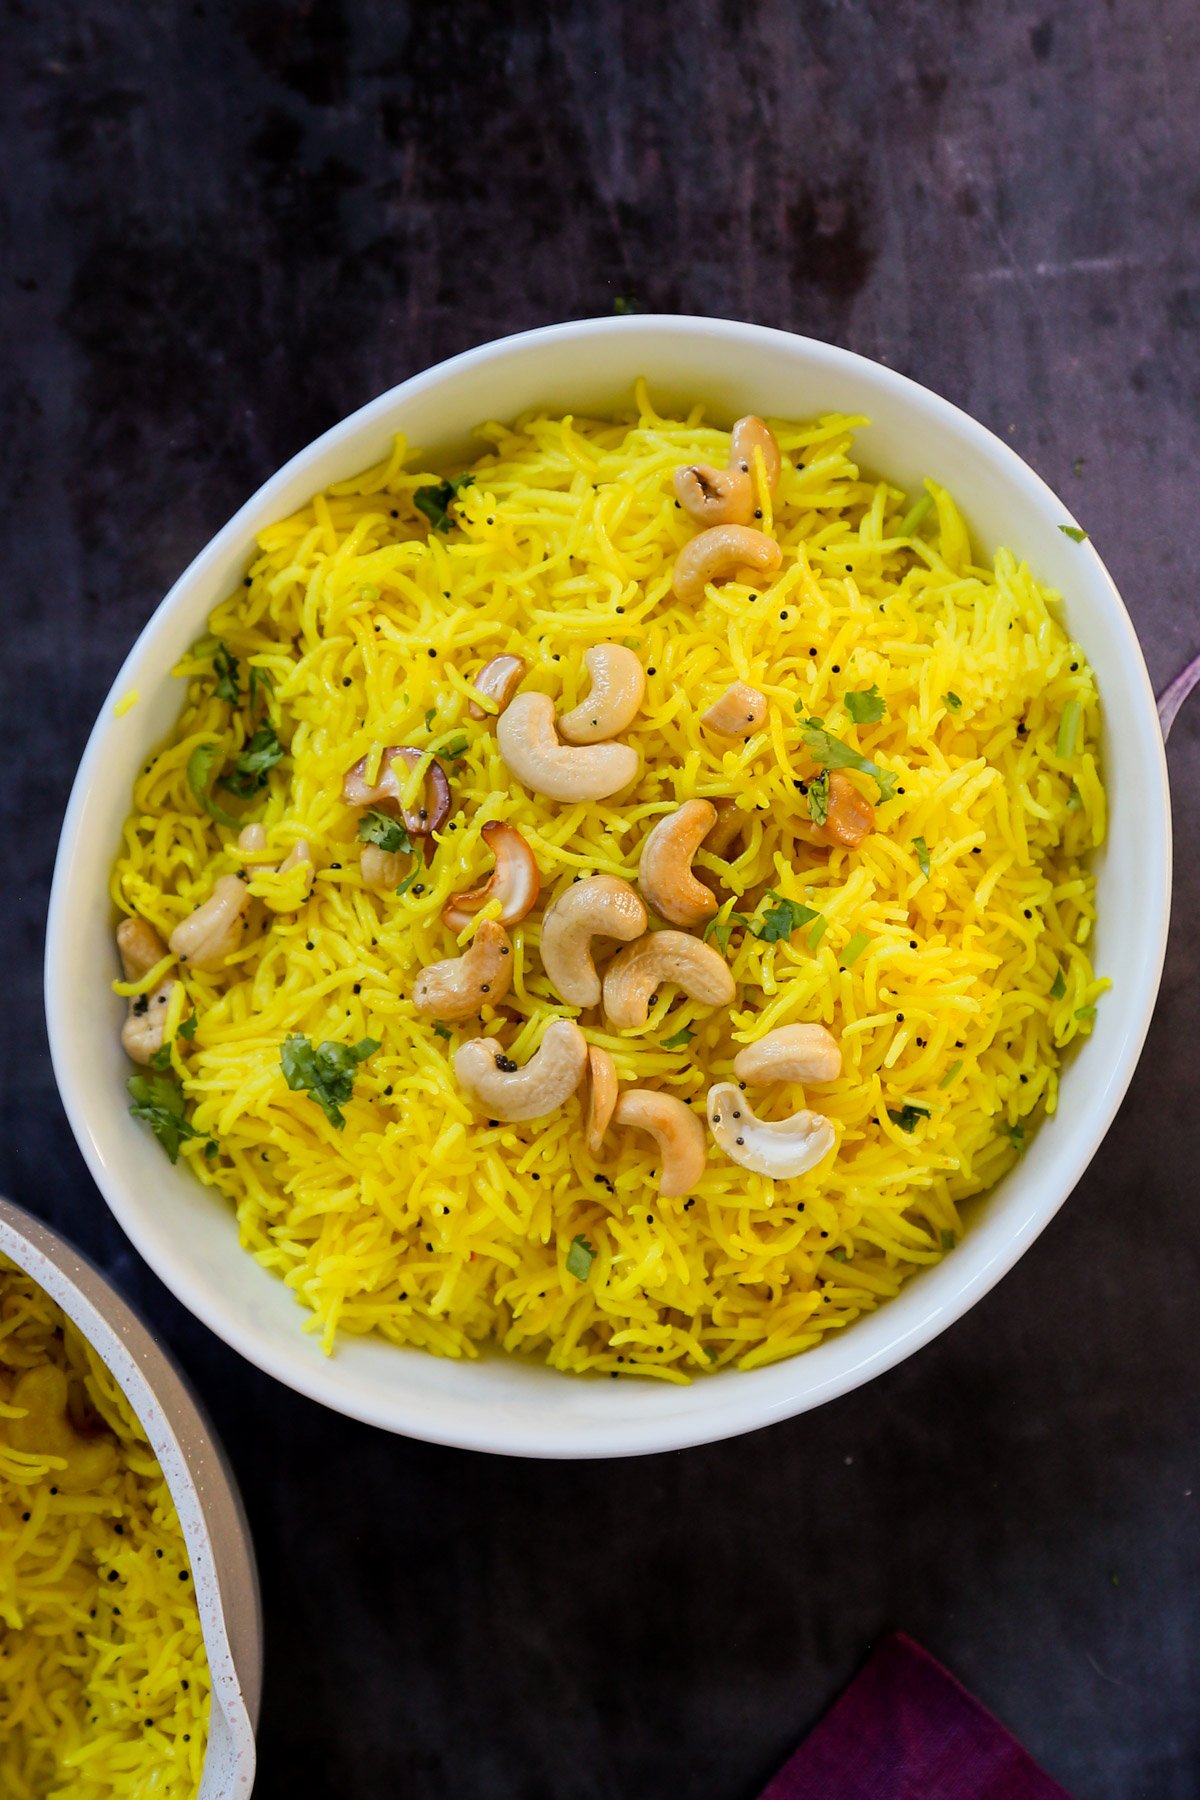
top-left (0, 1195), bottom-right (260, 1792)
top-left (45, 316), bottom-right (1172, 1457)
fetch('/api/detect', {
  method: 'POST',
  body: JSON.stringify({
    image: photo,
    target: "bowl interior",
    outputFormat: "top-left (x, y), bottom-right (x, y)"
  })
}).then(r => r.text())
top-left (46, 319), bottom-right (1170, 1457)
top-left (0, 1198), bottom-right (259, 1795)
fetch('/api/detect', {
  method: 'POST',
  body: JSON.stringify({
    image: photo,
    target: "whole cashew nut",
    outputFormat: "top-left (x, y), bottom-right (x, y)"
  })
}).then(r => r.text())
top-left (673, 525), bottom-right (783, 605)
top-left (558, 644), bottom-right (646, 745)
top-left (117, 916), bottom-right (178, 1065)
top-left (8, 1365), bottom-right (119, 1494)
top-left (733, 1023), bottom-right (842, 1086)
top-left (673, 416), bottom-right (782, 527)
top-left (701, 681), bottom-right (768, 740)
top-left (454, 1019), bottom-right (588, 1122)
top-left (497, 692), bottom-right (638, 802)
top-left (603, 930), bottom-right (735, 1030)
top-left (169, 874), bottom-right (257, 972)
top-left (707, 1083), bottom-right (835, 1180)
top-left (585, 1043), bottom-right (618, 1156)
top-left (442, 822), bottom-right (541, 932)
top-left (613, 1089), bottom-right (708, 1198)
top-left (539, 876), bottom-right (647, 1008)
top-left (413, 919), bottom-right (513, 1021)
top-left (638, 801), bottom-right (719, 928)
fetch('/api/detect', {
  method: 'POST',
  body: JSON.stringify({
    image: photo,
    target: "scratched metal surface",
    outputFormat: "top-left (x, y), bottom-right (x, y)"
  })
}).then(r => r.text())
top-left (2, 4), bottom-right (1199, 1796)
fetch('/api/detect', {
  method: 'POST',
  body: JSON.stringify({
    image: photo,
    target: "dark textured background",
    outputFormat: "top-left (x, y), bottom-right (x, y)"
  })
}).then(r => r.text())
top-left (3, 3), bottom-right (1199, 1796)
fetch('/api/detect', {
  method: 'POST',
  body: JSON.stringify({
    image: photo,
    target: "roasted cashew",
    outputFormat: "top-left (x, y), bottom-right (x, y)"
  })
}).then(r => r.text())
top-left (638, 801), bottom-right (719, 928)
top-left (673, 525), bottom-right (782, 605)
top-left (454, 1019), bottom-right (588, 1122)
top-left (603, 930), bottom-right (735, 1030)
top-left (468, 653), bottom-right (527, 722)
top-left (733, 1023), bottom-right (842, 1086)
top-left (539, 876), bottom-right (647, 1008)
top-left (673, 416), bottom-right (781, 526)
top-left (442, 822), bottom-right (540, 931)
top-left (585, 1044), bottom-right (618, 1156)
top-left (704, 799), bottom-right (746, 860)
top-left (497, 692), bottom-right (638, 802)
top-left (413, 919), bottom-right (513, 1021)
top-left (117, 916), bottom-right (177, 1065)
top-left (361, 844), bottom-right (407, 893)
top-left (817, 770), bottom-right (875, 848)
top-left (707, 1083), bottom-right (835, 1180)
top-left (701, 680), bottom-right (768, 740)
top-left (276, 839), bottom-right (315, 895)
top-left (613, 1089), bottom-right (707, 1198)
top-left (169, 874), bottom-right (256, 972)
top-left (8, 1365), bottom-right (118, 1494)
top-left (558, 644), bottom-right (646, 745)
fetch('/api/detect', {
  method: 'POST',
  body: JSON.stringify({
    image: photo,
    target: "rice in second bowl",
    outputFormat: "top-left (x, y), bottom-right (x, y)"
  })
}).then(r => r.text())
top-left (109, 386), bottom-right (1106, 1380)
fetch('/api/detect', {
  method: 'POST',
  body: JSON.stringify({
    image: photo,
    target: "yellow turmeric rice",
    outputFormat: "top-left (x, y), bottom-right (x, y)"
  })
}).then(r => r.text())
top-left (111, 386), bottom-right (1106, 1380)
top-left (0, 1258), bottom-right (207, 1796)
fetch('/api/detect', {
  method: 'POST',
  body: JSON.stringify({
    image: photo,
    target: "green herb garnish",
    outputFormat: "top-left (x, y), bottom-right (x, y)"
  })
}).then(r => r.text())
top-left (944, 691), bottom-right (962, 712)
top-left (395, 865), bottom-right (421, 896)
top-left (1066, 780), bottom-right (1082, 811)
top-left (938, 1059), bottom-right (963, 1089)
top-left (221, 724), bottom-right (283, 797)
top-left (841, 931), bottom-right (871, 968)
top-left (248, 665), bottom-right (274, 720)
top-left (897, 492), bottom-right (933, 537)
top-left (437, 734), bottom-right (469, 761)
top-left (1050, 969), bottom-right (1066, 1000)
top-left (358, 809), bottom-right (413, 857)
top-left (414, 473), bottom-right (475, 533)
top-left (807, 770), bottom-right (830, 828)
top-left (807, 914), bottom-right (829, 950)
top-left (128, 1071), bottom-right (203, 1164)
top-left (1057, 700), bottom-right (1081, 759)
top-left (424, 709), bottom-right (437, 730)
top-left (887, 1102), bottom-right (931, 1133)
top-left (148, 1044), bottom-right (172, 1071)
top-left (795, 714), bottom-right (897, 803)
top-left (940, 1229), bottom-right (957, 1252)
top-left (566, 1235), bottom-right (596, 1280)
top-left (1059, 525), bottom-right (1089, 543)
top-left (831, 1247), bottom-right (848, 1262)
top-left (754, 891), bottom-right (818, 944)
top-left (186, 741), bottom-right (241, 828)
top-left (1074, 1004), bottom-right (1096, 1024)
top-left (1002, 1121), bottom-right (1026, 1146)
top-left (212, 643), bottom-right (240, 705)
top-left (704, 911), bottom-right (751, 954)
top-left (912, 836), bottom-right (931, 881)
top-left (178, 1013), bottom-right (198, 1040)
top-left (432, 1023), bottom-right (452, 1041)
top-left (844, 685), bottom-right (886, 725)
top-left (662, 1027), bottom-right (695, 1050)
top-left (280, 1034), bottom-right (379, 1129)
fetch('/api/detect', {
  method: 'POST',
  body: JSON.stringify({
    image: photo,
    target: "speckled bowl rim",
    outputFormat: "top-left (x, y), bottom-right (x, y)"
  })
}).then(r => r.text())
top-left (0, 1198), bottom-right (260, 1796)
top-left (45, 317), bottom-right (1172, 1457)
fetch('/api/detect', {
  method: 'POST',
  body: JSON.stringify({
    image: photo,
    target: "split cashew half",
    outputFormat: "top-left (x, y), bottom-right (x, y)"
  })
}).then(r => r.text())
top-left (707, 1083), bottom-right (835, 1180)
top-left (701, 680), bottom-right (769, 741)
top-left (413, 919), bottom-right (513, 1021)
top-left (733, 1024), bottom-right (842, 1087)
top-left (673, 416), bottom-right (782, 527)
top-left (673, 525), bottom-right (783, 605)
top-left (613, 1089), bottom-right (708, 1198)
top-left (585, 1044), bottom-right (618, 1156)
top-left (638, 801), bottom-right (719, 928)
top-left (468, 653), bottom-right (527, 722)
top-left (558, 644), bottom-right (646, 745)
top-left (442, 822), bottom-right (541, 931)
top-left (117, 917), bottom-right (177, 1065)
top-left (539, 876), bottom-right (647, 1008)
top-left (497, 692), bottom-right (638, 802)
top-left (454, 1019), bottom-right (588, 1122)
top-left (603, 930), bottom-right (735, 1030)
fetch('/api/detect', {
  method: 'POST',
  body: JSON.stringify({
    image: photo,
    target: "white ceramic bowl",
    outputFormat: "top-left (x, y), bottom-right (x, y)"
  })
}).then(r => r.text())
top-left (46, 318), bottom-right (1170, 1459)
top-left (0, 1197), bottom-right (260, 1794)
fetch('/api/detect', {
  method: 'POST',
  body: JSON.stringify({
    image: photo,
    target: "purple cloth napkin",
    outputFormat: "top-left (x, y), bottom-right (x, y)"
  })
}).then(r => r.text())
top-left (759, 1633), bottom-right (1073, 1800)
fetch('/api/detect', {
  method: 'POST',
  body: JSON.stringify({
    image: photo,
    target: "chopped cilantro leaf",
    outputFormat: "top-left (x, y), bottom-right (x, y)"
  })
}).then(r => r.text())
top-left (432, 1023), bottom-right (452, 1041)
top-left (807, 770), bottom-right (830, 827)
top-left (754, 891), bottom-right (818, 943)
top-left (424, 709), bottom-right (437, 730)
top-left (212, 643), bottom-right (240, 705)
top-left (1050, 969), bottom-right (1066, 1000)
top-left (844, 685), bottom-right (886, 725)
top-left (148, 1044), bottom-right (172, 1071)
top-left (280, 1034), bottom-right (379, 1129)
top-left (887, 1102), bottom-right (931, 1133)
top-left (186, 741), bottom-right (240, 828)
top-left (358, 809), bottom-right (412, 856)
top-left (662, 1026), bottom-right (695, 1050)
top-left (841, 931), bottom-right (871, 967)
top-left (704, 911), bottom-right (751, 953)
top-left (220, 724), bottom-right (283, 798)
top-left (1059, 525), bottom-right (1089, 543)
top-left (566, 1235), bottom-right (596, 1280)
top-left (795, 714), bottom-right (897, 803)
top-left (395, 865), bottom-right (421, 896)
top-left (248, 664), bottom-right (274, 719)
top-left (438, 734), bottom-right (469, 761)
top-left (178, 1013), bottom-right (198, 1040)
top-left (912, 836), bottom-right (931, 881)
top-left (414, 473), bottom-right (475, 533)
top-left (944, 691), bottom-right (962, 712)
top-left (128, 1071), bottom-right (202, 1164)
top-left (1002, 1121), bottom-right (1026, 1146)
